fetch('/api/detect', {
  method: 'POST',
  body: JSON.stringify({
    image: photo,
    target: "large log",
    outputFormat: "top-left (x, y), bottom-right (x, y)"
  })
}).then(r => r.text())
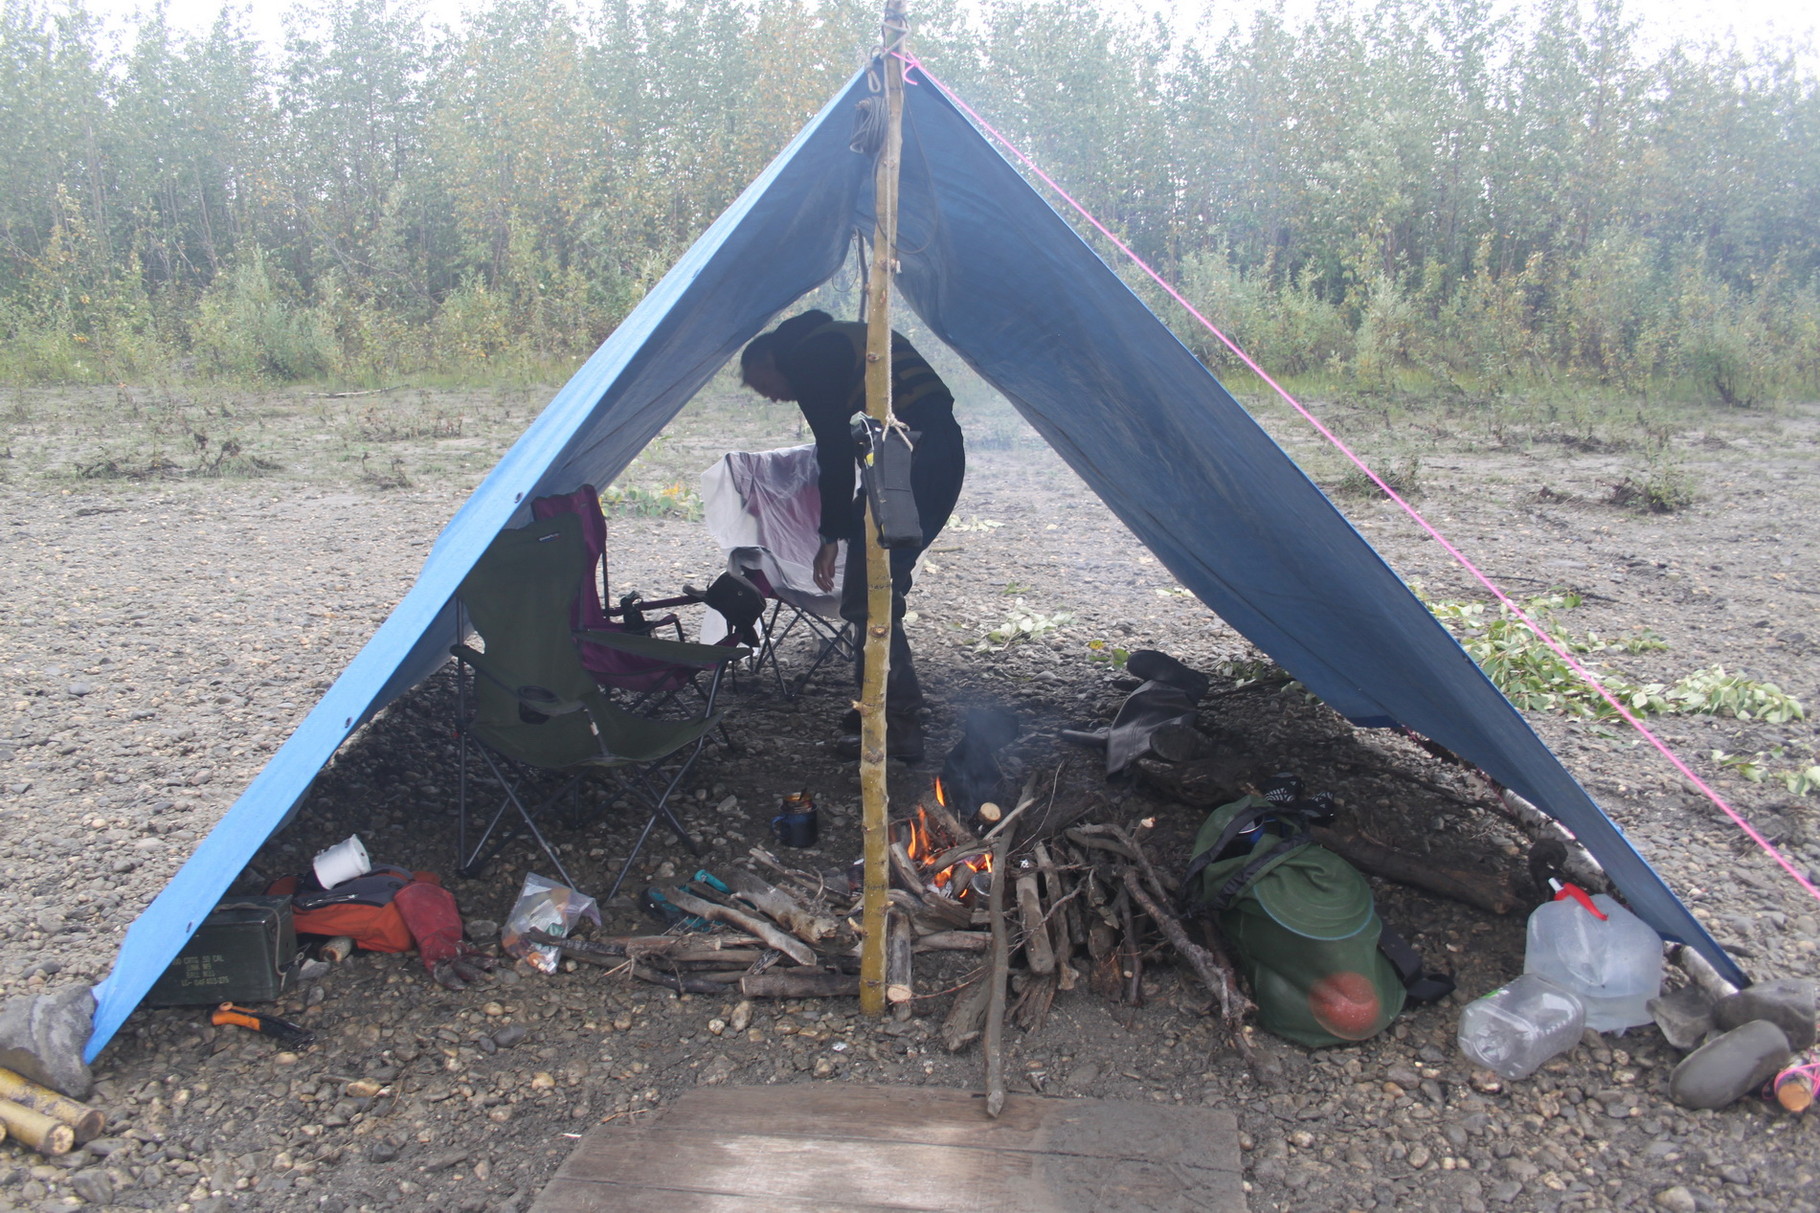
top-left (722, 868), bottom-right (842, 943)
top-left (659, 887), bottom-right (816, 966)
top-left (1310, 823), bottom-right (1521, 915)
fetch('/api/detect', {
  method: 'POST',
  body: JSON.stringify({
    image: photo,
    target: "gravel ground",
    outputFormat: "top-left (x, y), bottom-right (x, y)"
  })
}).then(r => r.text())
top-left (1, 382), bottom-right (1817, 1212)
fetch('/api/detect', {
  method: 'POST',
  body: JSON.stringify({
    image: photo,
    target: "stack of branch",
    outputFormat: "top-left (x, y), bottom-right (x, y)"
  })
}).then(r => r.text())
top-left (526, 861), bottom-right (861, 998)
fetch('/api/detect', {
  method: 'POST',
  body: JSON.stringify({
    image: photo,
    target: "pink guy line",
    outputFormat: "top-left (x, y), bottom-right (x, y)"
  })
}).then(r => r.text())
top-left (900, 52), bottom-right (1820, 905)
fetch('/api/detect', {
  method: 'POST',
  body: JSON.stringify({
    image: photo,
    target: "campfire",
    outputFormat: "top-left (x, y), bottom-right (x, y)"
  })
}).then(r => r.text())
top-left (524, 718), bottom-right (1256, 1114)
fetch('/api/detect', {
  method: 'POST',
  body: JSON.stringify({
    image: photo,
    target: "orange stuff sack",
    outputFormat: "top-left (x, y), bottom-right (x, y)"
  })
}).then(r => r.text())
top-left (267, 866), bottom-right (441, 954)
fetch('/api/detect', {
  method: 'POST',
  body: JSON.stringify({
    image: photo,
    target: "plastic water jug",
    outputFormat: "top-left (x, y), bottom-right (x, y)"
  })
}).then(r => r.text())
top-left (1458, 973), bottom-right (1586, 1079)
top-left (1524, 883), bottom-right (1663, 1032)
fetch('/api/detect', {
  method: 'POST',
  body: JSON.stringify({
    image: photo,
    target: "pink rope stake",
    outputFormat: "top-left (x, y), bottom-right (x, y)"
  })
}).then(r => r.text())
top-left (899, 52), bottom-right (1820, 906)
top-left (1771, 1057), bottom-right (1820, 1112)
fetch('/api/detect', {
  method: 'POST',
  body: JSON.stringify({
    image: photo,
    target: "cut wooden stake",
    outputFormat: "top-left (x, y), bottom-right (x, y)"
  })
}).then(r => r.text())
top-left (984, 842), bottom-right (1010, 1118)
top-left (0, 1097), bottom-right (73, 1156)
top-left (856, 0), bottom-right (909, 1018)
top-left (0, 1067), bottom-right (102, 1143)
top-left (1034, 842), bottom-right (1078, 991)
top-left (886, 909), bottom-right (914, 1019)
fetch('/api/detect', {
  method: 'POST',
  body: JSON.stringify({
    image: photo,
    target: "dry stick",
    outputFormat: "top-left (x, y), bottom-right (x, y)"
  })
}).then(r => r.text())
top-left (1014, 873), bottom-right (1056, 974)
top-left (1668, 942), bottom-right (1741, 1001)
top-left (1120, 868), bottom-right (1254, 1038)
top-left (659, 888), bottom-right (815, 966)
top-left (1033, 843), bottom-right (1078, 991)
top-left (983, 842), bottom-right (1011, 1118)
top-left (888, 841), bottom-right (928, 896)
top-left (740, 971), bottom-right (860, 999)
top-left (0, 1098), bottom-right (73, 1156)
top-left (913, 930), bottom-right (990, 953)
top-left (1117, 885), bottom-right (1144, 1007)
top-left (0, 1067), bottom-right (102, 1143)
top-left (981, 770), bottom-right (1046, 843)
top-left (921, 795), bottom-right (980, 850)
top-left (747, 846), bottom-right (835, 902)
top-left (940, 971), bottom-right (992, 1051)
top-left (1100, 823), bottom-right (1180, 899)
top-left (722, 868), bottom-right (840, 943)
top-left (886, 909), bottom-right (915, 1019)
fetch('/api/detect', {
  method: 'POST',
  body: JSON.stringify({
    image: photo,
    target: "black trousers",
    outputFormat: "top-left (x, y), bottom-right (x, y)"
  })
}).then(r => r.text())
top-left (839, 424), bottom-right (965, 711)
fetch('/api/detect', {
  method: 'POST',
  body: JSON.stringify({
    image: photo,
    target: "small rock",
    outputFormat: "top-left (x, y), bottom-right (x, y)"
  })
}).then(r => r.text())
top-left (1713, 979), bottom-right (1817, 1050)
top-left (729, 1002), bottom-right (752, 1034)
top-left (1654, 1185), bottom-right (1697, 1213)
top-left (424, 1149), bottom-right (468, 1171)
top-left (367, 1142), bottom-right (399, 1163)
top-left (1669, 1020), bottom-right (1791, 1109)
top-left (481, 1001), bottom-right (505, 1017)
top-left (531, 1072), bottom-right (556, 1090)
top-left (812, 1056), bottom-right (834, 1078)
top-left (707, 1018), bottom-right (727, 1036)
top-left (466, 920), bottom-right (499, 941)
top-left (492, 1023), bottom-right (527, 1049)
top-left (68, 1169), bottom-right (112, 1204)
top-left (1649, 984), bottom-right (1717, 1050)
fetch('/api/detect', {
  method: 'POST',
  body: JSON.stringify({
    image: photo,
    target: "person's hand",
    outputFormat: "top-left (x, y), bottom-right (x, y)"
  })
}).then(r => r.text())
top-left (813, 541), bottom-right (840, 592)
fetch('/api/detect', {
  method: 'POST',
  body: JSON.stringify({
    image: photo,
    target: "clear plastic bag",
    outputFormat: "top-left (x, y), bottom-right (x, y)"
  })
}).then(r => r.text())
top-left (500, 873), bottom-right (600, 974)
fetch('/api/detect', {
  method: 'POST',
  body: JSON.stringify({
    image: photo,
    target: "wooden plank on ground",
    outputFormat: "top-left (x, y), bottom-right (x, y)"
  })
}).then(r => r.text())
top-left (530, 1084), bottom-right (1244, 1213)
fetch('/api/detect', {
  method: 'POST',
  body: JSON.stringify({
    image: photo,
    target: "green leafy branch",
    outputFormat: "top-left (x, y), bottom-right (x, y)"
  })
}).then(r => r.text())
top-left (975, 599), bottom-right (1074, 652)
top-left (1426, 593), bottom-right (1803, 723)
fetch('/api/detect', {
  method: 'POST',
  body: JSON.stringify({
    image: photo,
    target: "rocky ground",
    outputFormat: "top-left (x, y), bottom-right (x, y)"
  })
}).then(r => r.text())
top-left (1, 378), bottom-right (1817, 1212)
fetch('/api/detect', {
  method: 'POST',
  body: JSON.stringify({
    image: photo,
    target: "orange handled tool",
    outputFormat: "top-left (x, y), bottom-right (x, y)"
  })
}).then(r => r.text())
top-left (211, 1003), bottom-right (314, 1049)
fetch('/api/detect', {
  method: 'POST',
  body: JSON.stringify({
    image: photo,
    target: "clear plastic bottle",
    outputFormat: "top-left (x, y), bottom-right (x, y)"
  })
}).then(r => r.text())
top-left (1524, 886), bottom-right (1664, 1032)
top-left (1458, 973), bottom-right (1587, 1079)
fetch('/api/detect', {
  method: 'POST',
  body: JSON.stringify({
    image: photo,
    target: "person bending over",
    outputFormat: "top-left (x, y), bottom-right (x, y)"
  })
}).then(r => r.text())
top-left (740, 308), bottom-right (965, 761)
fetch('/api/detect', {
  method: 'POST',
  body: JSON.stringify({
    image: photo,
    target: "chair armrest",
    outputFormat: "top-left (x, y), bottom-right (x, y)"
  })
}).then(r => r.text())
top-left (575, 630), bottom-right (750, 667)
top-left (450, 644), bottom-right (589, 715)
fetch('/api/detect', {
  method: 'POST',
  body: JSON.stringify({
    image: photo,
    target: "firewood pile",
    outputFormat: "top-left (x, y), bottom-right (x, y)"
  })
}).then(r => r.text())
top-left (526, 766), bottom-right (1259, 1105)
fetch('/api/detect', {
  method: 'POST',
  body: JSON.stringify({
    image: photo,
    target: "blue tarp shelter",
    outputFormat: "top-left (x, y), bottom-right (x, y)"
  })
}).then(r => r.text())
top-left (85, 64), bottom-right (1743, 1060)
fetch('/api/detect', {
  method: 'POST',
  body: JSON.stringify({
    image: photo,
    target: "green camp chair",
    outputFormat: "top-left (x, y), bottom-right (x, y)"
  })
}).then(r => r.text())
top-left (451, 513), bottom-right (748, 899)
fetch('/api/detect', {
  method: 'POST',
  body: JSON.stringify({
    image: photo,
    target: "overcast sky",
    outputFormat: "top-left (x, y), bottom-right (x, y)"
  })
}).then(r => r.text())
top-left (76, 0), bottom-right (1818, 63)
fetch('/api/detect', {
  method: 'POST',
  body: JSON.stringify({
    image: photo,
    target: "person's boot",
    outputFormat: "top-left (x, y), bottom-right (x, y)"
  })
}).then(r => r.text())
top-left (836, 712), bottom-right (924, 763)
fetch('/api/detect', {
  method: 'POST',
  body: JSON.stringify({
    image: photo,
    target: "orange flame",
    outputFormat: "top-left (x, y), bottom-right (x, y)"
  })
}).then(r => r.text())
top-left (900, 803), bottom-right (994, 898)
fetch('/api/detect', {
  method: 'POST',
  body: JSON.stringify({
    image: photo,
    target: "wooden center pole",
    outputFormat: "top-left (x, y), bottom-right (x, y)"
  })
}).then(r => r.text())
top-left (858, 0), bottom-right (908, 1017)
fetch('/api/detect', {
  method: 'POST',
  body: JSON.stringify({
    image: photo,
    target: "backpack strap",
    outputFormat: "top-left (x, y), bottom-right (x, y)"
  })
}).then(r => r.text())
top-left (1181, 802), bottom-right (1313, 914)
top-left (1377, 922), bottom-right (1456, 1003)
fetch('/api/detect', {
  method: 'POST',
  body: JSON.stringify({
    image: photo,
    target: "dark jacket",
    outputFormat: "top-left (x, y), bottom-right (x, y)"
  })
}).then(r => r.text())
top-left (769, 310), bottom-right (962, 543)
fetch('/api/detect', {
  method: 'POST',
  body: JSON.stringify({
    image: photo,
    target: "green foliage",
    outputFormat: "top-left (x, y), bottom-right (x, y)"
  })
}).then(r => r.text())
top-left (601, 481), bottom-right (703, 521)
top-left (1428, 592), bottom-right (1803, 722)
top-left (190, 249), bottom-right (338, 380)
top-left (1711, 749), bottom-right (1820, 796)
top-left (974, 599), bottom-right (1075, 652)
top-left (1607, 464), bottom-right (1699, 513)
top-left (1085, 638), bottom-right (1128, 667)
